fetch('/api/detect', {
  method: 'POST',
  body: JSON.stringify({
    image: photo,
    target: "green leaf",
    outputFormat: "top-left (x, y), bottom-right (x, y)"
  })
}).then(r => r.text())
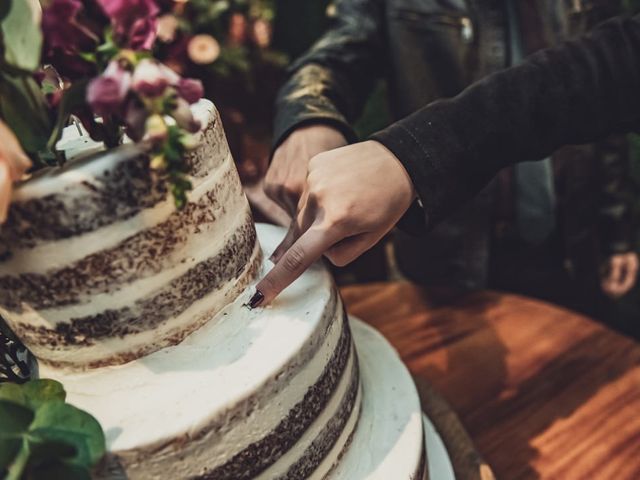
top-left (0, 379), bottom-right (66, 411)
top-left (0, 438), bottom-right (21, 470)
top-left (0, 1), bottom-right (11, 22)
top-left (0, 384), bottom-right (28, 408)
top-left (22, 380), bottom-right (66, 409)
top-left (0, 0), bottom-right (42, 72)
top-left (5, 443), bottom-right (29, 480)
top-left (0, 73), bottom-right (52, 157)
top-left (30, 402), bottom-right (106, 467)
top-left (0, 400), bottom-right (33, 434)
top-left (30, 460), bottom-right (92, 480)
top-left (0, 381), bottom-right (106, 479)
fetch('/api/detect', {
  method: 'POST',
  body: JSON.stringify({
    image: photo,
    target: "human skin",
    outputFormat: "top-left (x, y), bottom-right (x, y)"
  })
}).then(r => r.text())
top-left (264, 124), bottom-right (347, 217)
top-left (602, 253), bottom-right (639, 299)
top-left (0, 120), bottom-right (31, 223)
top-left (252, 139), bottom-right (414, 307)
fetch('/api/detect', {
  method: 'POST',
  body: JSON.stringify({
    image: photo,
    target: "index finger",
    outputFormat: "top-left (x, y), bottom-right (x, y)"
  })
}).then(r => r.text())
top-left (249, 225), bottom-right (338, 307)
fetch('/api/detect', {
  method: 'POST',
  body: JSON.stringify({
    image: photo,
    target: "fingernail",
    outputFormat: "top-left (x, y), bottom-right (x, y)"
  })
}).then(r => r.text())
top-left (248, 290), bottom-right (264, 309)
top-left (268, 253), bottom-right (277, 264)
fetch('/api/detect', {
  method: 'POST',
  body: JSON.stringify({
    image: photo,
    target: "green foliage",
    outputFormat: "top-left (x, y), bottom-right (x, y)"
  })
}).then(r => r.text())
top-left (0, 73), bottom-right (53, 165)
top-left (0, 380), bottom-right (106, 480)
top-left (0, 0), bottom-right (43, 73)
top-left (0, 0), bottom-right (55, 166)
top-left (162, 125), bottom-right (193, 209)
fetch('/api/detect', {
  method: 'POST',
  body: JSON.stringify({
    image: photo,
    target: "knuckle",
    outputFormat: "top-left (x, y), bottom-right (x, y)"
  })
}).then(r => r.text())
top-left (282, 245), bottom-right (306, 273)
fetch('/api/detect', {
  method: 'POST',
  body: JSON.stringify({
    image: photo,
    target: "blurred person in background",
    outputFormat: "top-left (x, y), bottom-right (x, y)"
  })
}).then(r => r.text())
top-left (264, 0), bottom-right (639, 321)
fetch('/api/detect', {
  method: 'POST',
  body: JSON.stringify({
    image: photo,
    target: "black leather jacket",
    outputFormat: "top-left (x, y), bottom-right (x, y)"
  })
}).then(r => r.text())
top-left (273, 0), bottom-right (635, 289)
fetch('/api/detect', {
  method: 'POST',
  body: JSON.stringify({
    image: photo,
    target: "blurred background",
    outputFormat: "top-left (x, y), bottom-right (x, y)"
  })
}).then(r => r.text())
top-left (156, 0), bottom-right (640, 339)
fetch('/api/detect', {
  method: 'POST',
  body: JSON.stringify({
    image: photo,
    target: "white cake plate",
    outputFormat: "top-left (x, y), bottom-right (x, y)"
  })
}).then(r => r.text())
top-left (336, 317), bottom-right (456, 480)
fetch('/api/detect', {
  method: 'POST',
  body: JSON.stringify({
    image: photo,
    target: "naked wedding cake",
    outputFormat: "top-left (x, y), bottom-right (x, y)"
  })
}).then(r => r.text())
top-left (0, 100), bottom-right (427, 479)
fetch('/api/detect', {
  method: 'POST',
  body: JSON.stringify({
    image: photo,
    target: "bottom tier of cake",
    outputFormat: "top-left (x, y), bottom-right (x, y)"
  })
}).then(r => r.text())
top-left (327, 318), bottom-right (427, 480)
top-left (40, 224), bottom-right (427, 479)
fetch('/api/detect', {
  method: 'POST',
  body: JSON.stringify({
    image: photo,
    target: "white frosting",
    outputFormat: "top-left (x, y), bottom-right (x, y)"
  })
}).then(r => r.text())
top-left (4, 147), bottom-right (238, 276)
top-left (255, 353), bottom-right (361, 480)
top-left (19, 240), bottom-right (262, 367)
top-left (2, 99), bottom-right (259, 369)
top-left (41, 225), bottom-right (345, 478)
top-left (328, 318), bottom-right (425, 480)
top-left (38, 226), bottom-right (427, 479)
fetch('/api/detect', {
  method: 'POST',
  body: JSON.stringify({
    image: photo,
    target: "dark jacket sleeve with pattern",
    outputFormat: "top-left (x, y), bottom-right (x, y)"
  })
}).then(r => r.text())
top-left (371, 14), bottom-right (640, 231)
top-left (272, 0), bottom-right (385, 149)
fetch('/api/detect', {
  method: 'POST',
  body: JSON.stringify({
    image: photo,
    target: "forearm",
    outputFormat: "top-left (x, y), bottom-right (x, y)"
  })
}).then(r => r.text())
top-left (372, 14), bottom-right (640, 227)
top-left (273, 0), bottom-right (384, 148)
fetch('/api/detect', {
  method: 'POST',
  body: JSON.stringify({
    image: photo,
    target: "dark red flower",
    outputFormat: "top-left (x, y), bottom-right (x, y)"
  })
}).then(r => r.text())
top-left (86, 61), bottom-right (132, 116)
top-left (42, 0), bottom-right (100, 79)
top-left (97, 0), bottom-right (160, 50)
top-left (176, 78), bottom-right (204, 104)
top-left (42, 0), bottom-right (95, 52)
top-left (97, 0), bottom-right (159, 21)
top-left (131, 59), bottom-right (174, 98)
top-left (129, 17), bottom-right (158, 51)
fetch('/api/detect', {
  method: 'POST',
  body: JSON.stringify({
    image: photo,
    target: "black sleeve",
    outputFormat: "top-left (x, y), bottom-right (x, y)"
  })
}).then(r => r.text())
top-left (597, 136), bottom-right (635, 255)
top-left (371, 14), bottom-right (640, 229)
top-left (272, 0), bottom-right (385, 149)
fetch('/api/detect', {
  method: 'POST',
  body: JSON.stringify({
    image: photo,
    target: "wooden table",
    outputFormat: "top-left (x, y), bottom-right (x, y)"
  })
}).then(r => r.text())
top-left (341, 282), bottom-right (640, 480)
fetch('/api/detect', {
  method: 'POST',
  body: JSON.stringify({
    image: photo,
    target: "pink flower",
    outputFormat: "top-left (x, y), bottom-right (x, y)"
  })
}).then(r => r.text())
top-left (97, 0), bottom-right (159, 50)
top-left (42, 0), bottom-right (96, 52)
top-left (132, 59), bottom-right (174, 98)
top-left (98, 0), bottom-right (159, 23)
top-left (176, 79), bottom-right (204, 104)
top-left (86, 61), bottom-right (132, 117)
top-left (42, 0), bottom-right (101, 79)
top-left (129, 17), bottom-right (158, 51)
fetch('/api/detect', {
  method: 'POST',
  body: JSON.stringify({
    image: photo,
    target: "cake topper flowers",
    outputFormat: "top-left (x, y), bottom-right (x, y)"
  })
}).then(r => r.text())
top-left (0, 0), bottom-right (206, 208)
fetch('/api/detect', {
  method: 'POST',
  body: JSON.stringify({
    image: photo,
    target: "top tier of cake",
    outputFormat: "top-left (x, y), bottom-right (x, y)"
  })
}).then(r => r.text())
top-left (0, 100), bottom-right (262, 370)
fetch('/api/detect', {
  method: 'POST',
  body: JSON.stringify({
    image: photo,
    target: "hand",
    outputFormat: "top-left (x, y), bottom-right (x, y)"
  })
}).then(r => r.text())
top-left (601, 252), bottom-right (639, 298)
top-left (250, 140), bottom-right (416, 307)
top-left (264, 124), bottom-right (347, 216)
top-left (0, 121), bottom-right (31, 223)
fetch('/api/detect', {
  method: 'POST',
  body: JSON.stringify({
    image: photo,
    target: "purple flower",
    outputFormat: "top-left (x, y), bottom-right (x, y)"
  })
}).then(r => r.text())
top-left (42, 0), bottom-right (100, 79)
top-left (86, 61), bottom-right (132, 117)
top-left (42, 0), bottom-right (96, 52)
top-left (131, 59), bottom-right (171, 98)
top-left (176, 79), bottom-right (204, 104)
top-left (129, 17), bottom-right (158, 51)
top-left (98, 0), bottom-right (160, 50)
top-left (98, 0), bottom-right (159, 20)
